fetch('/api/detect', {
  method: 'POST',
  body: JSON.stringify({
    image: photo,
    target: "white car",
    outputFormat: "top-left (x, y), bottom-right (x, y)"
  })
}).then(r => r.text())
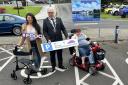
top-left (111, 7), bottom-right (120, 16)
top-left (111, 5), bottom-right (128, 16)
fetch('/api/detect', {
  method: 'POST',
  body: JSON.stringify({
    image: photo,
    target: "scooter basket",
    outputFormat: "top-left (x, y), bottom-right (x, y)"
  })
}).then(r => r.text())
top-left (95, 49), bottom-right (106, 60)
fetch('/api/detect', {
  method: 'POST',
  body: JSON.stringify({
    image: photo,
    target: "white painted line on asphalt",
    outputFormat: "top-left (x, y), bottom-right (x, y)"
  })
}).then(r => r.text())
top-left (0, 57), bottom-right (11, 62)
top-left (99, 71), bottom-right (115, 79)
top-left (104, 58), bottom-right (124, 85)
top-left (126, 52), bottom-right (128, 55)
top-left (79, 73), bottom-right (90, 83)
top-left (74, 58), bottom-right (124, 85)
top-left (125, 58), bottom-right (128, 65)
top-left (21, 56), bottom-right (66, 79)
top-left (0, 56), bottom-right (14, 71)
top-left (0, 48), bottom-right (13, 54)
top-left (112, 80), bottom-right (119, 85)
top-left (81, 82), bottom-right (89, 85)
top-left (21, 69), bottom-right (56, 79)
top-left (104, 59), bottom-right (124, 85)
top-left (37, 72), bottom-right (42, 77)
top-left (0, 47), bottom-right (13, 56)
top-left (75, 67), bottom-right (80, 85)
top-left (0, 47), bottom-right (14, 72)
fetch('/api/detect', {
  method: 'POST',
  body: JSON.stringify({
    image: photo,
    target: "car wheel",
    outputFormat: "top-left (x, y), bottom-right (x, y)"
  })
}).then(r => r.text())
top-left (12, 27), bottom-right (21, 36)
top-left (108, 10), bottom-right (112, 14)
top-left (114, 11), bottom-right (119, 16)
top-left (121, 13), bottom-right (126, 18)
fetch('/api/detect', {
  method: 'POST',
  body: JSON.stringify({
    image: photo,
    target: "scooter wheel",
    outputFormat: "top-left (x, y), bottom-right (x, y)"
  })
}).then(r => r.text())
top-left (23, 78), bottom-right (32, 84)
top-left (89, 67), bottom-right (97, 75)
top-left (69, 58), bottom-right (75, 66)
top-left (100, 63), bottom-right (105, 70)
top-left (11, 72), bottom-right (17, 80)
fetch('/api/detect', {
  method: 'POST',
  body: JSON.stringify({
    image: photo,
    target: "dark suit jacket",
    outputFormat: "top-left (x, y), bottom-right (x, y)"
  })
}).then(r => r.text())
top-left (43, 17), bottom-right (68, 42)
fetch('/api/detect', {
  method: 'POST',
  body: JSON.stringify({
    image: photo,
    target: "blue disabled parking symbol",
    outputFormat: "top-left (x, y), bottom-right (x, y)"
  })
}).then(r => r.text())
top-left (43, 43), bottom-right (53, 52)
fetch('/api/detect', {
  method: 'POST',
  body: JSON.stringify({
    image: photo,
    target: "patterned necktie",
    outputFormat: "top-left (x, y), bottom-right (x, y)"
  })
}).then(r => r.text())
top-left (51, 18), bottom-right (56, 32)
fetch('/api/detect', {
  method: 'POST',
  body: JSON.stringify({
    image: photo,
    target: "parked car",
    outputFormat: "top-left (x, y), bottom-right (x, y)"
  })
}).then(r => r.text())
top-left (119, 6), bottom-right (128, 18)
top-left (104, 5), bottom-right (114, 14)
top-left (111, 5), bottom-right (128, 16)
top-left (0, 14), bottom-right (26, 35)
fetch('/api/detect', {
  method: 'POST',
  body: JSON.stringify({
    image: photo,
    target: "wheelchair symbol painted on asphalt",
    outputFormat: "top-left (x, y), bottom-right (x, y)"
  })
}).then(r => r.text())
top-left (20, 57), bottom-right (66, 79)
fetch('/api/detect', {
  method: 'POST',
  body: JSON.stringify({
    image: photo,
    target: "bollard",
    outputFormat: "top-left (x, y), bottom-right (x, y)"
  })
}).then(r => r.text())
top-left (114, 26), bottom-right (119, 43)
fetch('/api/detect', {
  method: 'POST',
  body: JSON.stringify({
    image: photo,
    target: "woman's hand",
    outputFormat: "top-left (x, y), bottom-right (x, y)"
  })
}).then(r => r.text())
top-left (36, 34), bottom-right (42, 39)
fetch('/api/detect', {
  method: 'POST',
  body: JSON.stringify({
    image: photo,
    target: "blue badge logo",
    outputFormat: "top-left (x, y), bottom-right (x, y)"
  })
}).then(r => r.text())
top-left (43, 43), bottom-right (53, 52)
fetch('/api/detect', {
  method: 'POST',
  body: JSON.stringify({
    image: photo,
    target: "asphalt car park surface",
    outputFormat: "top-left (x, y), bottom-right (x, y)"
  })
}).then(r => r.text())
top-left (0, 41), bottom-right (128, 85)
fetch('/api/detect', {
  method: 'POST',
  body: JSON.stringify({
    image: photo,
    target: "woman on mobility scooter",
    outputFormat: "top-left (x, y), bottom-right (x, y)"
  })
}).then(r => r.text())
top-left (69, 28), bottom-right (106, 75)
top-left (71, 28), bottom-right (95, 66)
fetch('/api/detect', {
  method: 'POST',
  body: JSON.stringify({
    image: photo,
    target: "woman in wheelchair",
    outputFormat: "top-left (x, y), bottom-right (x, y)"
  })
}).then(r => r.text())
top-left (71, 28), bottom-right (95, 68)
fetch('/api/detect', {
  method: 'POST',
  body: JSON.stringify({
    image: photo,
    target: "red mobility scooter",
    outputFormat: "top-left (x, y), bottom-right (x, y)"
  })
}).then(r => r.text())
top-left (68, 29), bottom-right (106, 75)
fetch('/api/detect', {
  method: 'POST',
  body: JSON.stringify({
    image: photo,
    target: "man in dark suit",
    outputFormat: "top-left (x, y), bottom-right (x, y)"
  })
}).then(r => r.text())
top-left (43, 7), bottom-right (68, 72)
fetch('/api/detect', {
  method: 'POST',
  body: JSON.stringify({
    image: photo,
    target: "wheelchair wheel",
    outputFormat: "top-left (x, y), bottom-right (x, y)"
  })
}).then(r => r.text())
top-left (69, 58), bottom-right (75, 66)
top-left (11, 71), bottom-right (17, 80)
top-left (41, 68), bottom-right (47, 75)
top-left (23, 78), bottom-right (32, 84)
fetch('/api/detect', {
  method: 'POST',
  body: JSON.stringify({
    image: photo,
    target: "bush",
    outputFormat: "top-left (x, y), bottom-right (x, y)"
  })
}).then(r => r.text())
top-left (13, 6), bottom-right (24, 10)
top-left (0, 7), bottom-right (6, 13)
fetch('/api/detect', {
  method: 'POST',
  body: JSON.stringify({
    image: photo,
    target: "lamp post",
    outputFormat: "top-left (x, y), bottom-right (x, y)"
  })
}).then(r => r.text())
top-left (16, 0), bottom-right (20, 16)
top-left (49, 0), bottom-right (51, 6)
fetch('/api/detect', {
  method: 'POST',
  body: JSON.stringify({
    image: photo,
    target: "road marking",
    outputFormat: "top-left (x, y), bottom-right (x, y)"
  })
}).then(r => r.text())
top-left (0, 47), bottom-right (14, 72)
top-left (21, 57), bottom-right (66, 79)
top-left (125, 52), bottom-right (128, 64)
top-left (21, 69), bottom-right (56, 79)
top-left (0, 47), bottom-right (13, 56)
top-left (125, 58), bottom-right (128, 64)
top-left (75, 58), bottom-right (124, 85)
top-left (99, 71), bottom-right (115, 79)
top-left (75, 67), bottom-right (80, 85)
top-left (0, 57), bottom-right (11, 62)
top-left (126, 52), bottom-right (128, 55)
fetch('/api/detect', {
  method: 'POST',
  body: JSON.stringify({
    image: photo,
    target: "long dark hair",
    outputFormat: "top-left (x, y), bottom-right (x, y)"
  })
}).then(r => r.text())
top-left (26, 13), bottom-right (41, 34)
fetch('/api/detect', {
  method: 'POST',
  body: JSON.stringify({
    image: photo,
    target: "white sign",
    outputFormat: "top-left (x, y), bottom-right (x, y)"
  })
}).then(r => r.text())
top-left (41, 39), bottom-right (79, 52)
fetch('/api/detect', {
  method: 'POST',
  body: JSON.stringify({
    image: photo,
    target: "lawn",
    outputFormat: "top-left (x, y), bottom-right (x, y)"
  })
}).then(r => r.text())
top-left (1, 6), bottom-right (42, 17)
top-left (101, 12), bottom-right (128, 20)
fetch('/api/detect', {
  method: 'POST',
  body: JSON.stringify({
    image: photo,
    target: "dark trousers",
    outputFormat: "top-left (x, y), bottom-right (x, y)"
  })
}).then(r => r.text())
top-left (50, 49), bottom-right (63, 68)
top-left (30, 40), bottom-right (41, 68)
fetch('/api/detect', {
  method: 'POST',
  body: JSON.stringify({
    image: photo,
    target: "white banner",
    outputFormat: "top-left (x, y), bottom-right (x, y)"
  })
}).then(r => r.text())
top-left (41, 39), bottom-right (78, 52)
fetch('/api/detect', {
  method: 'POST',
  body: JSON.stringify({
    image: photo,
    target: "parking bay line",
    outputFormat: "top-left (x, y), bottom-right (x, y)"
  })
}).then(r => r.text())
top-left (74, 58), bottom-right (124, 85)
top-left (125, 58), bottom-right (128, 64)
top-left (0, 47), bottom-right (15, 72)
top-left (125, 52), bottom-right (128, 64)
top-left (0, 48), bottom-right (14, 54)
top-left (0, 57), bottom-right (11, 62)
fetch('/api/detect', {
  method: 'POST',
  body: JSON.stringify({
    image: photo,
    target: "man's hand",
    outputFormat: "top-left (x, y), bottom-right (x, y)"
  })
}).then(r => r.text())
top-left (48, 40), bottom-right (51, 43)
